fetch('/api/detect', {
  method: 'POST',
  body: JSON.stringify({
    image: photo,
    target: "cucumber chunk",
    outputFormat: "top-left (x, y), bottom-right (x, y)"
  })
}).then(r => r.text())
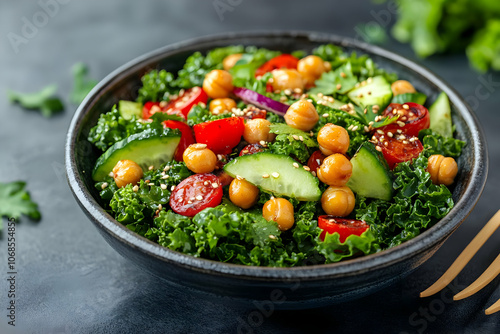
top-left (429, 92), bottom-right (453, 138)
top-left (92, 128), bottom-right (181, 181)
top-left (224, 152), bottom-right (321, 201)
top-left (348, 76), bottom-right (393, 109)
top-left (347, 142), bottom-right (393, 201)
top-left (118, 100), bottom-right (143, 120)
top-left (309, 93), bottom-right (346, 110)
top-left (391, 92), bottom-right (427, 105)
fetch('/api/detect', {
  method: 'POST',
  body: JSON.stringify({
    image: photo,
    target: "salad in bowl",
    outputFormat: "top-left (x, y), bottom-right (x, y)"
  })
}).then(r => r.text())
top-left (87, 43), bottom-right (465, 267)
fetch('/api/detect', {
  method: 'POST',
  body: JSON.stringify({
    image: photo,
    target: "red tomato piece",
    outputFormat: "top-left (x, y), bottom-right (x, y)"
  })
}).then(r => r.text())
top-left (318, 216), bottom-right (370, 242)
top-left (142, 87), bottom-right (207, 119)
top-left (163, 120), bottom-right (195, 162)
top-left (239, 144), bottom-right (264, 156)
top-left (255, 54), bottom-right (299, 77)
top-left (382, 103), bottom-right (430, 137)
top-left (169, 174), bottom-right (222, 217)
top-left (373, 129), bottom-right (423, 169)
top-left (193, 117), bottom-right (245, 155)
top-left (307, 150), bottom-right (327, 174)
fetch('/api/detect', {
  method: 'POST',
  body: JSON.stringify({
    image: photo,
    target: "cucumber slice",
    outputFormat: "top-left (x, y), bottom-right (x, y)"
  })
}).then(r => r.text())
top-left (348, 76), bottom-right (393, 109)
top-left (118, 100), bottom-right (142, 120)
top-left (347, 142), bottom-right (393, 201)
top-left (92, 128), bottom-right (181, 181)
top-left (224, 152), bottom-right (321, 201)
top-left (429, 92), bottom-right (453, 138)
top-left (391, 92), bottom-right (427, 105)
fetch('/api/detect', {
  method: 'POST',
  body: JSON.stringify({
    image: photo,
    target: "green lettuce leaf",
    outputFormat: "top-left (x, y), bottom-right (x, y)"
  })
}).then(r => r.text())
top-left (318, 229), bottom-right (381, 263)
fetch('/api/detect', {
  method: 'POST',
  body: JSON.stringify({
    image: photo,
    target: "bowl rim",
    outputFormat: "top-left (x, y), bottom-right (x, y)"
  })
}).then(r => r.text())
top-left (65, 30), bottom-right (488, 281)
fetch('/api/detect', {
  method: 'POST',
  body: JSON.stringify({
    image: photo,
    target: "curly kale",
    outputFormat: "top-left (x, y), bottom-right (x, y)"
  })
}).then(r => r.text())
top-left (137, 69), bottom-right (177, 103)
top-left (186, 104), bottom-right (231, 126)
top-left (418, 129), bottom-right (466, 158)
top-left (355, 152), bottom-right (454, 248)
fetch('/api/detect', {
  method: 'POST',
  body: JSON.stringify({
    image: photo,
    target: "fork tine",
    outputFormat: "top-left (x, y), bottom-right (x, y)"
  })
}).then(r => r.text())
top-left (453, 253), bottom-right (500, 300)
top-left (485, 298), bottom-right (500, 315)
top-left (420, 210), bottom-right (500, 298)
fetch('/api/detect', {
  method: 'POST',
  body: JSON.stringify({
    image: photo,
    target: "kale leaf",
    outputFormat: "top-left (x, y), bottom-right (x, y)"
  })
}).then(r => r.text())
top-left (137, 69), bottom-right (177, 103)
top-left (419, 129), bottom-right (466, 158)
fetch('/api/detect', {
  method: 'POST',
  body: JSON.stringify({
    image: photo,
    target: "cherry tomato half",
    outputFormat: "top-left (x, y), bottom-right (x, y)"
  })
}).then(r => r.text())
top-left (382, 103), bottom-right (430, 137)
top-left (255, 54), bottom-right (299, 77)
top-left (307, 150), bottom-right (327, 174)
top-left (163, 120), bottom-right (195, 162)
top-left (318, 216), bottom-right (369, 242)
top-left (169, 174), bottom-right (222, 217)
top-left (142, 87), bottom-right (208, 119)
top-left (239, 143), bottom-right (264, 156)
top-left (193, 117), bottom-right (245, 155)
top-left (373, 129), bottom-right (423, 169)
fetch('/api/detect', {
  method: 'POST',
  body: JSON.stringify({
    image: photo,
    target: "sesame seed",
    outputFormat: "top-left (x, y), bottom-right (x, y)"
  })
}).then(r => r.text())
top-left (145, 180), bottom-right (150, 184)
top-left (361, 80), bottom-right (367, 86)
top-left (387, 132), bottom-right (393, 137)
top-left (409, 112), bottom-right (415, 117)
top-left (403, 104), bottom-right (409, 110)
top-left (212, 182), bottom-right (219, 188)
top-left (403, 140), bottom-right (409, 144)
top-left (203, 181), bottom-right (209, 186)
top-left (384, 141), bottom-right (388, 146)
top-left (363, 108), bottom-right (367, 114)
top-left (171, 186), bottom-right (176, 191)
top-left (133, 185), bottom-right (139, 192)
top-left (293, 162), bottom-right (299, 168)
top-left (318, 93), bottom-right (324, 98)
top-left (377, 129), bottom-right (384, 135)
top-left (292, 135), bottom-right (299, 140)
top-left (158, 204), bottom-right (163, 210)
top-left (271, 172), bottom-right (280, 178)
top-left (306, 99), bottom-right (313, 103)
top-left (352, 126), bottom-right (359, 131)
top-left (236, 175), bottom-right (244, 180)
top-left (161, 175), bottom-right (170, 179)
top-left (148, 165), bottom-right (154, 171)
top-left (269, 235), bottom-right (277, 240)
top-left (364, 126), bottom-right (369, 132)
top-left (310, 131), bottom-right (314, 137)
top-left (160, 184), bottom-right (167, 190)
top-left (340, 72), bottom-right (346, 78)
top-left (312, 171), bottom-right (317, 177)
top-left (259, 140), bottom-right (267, 146)
top-left (348, 124), bottom-right (354, 130)
top-left (187, 200), bottom-right (192, 204)
top-left (178, 198), bottom-right (183, 202)
top-left (196, 195), bottom-right (203, 201)
top-left (164, 166), bottom-right (171, 172)
top-left (303, 166), bottom-right (311, 171)
top-left (284, 89), bottom-right (292, 95)
top-left (397, 129), bottom-right (403, 134)
top-left (294, 88), bottom-right (302, 94)
top-left (148, 183), bottom-right (154, 186)
top-left (397, 121), bottom-right (406, 127)
top-left (336, 83), bottom-right (342, 90)
top-left (274, 90), bottom-right (281, 94)
top-left (375, 146), bottom-right (382, 152)
top-left (280, 96), bottom-right (287, 102)
top-left (108, 172), bottom-right (114, 177)
top-left (401, 116), bottom-right (407, 121)
top-left (398, 135), bottom-right (406, 140)
top-left (298, 135), bottom-right (304, 141)
top-left (189, 197), bottom-right (195, 201)
top-left (262, 174), bottom-right (270, 178)
top-left (369, 121), bottom-right (374, 126)
top-left (101, 182), bottom-right (108, 189)
top-left (367, 77), bottom-right (373, 84)
top-left (409, 137), bottom-right (417, 142)
top-left (322, 113), bottom-right (329, 118)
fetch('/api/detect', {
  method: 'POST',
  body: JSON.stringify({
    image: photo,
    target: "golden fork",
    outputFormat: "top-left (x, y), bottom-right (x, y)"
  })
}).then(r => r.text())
top-left (420, 209), bottom-right (500, 315)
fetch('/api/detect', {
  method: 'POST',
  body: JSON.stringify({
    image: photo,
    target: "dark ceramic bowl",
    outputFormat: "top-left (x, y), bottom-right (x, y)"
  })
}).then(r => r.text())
top-left (65, 31), bottom-right (488, 309)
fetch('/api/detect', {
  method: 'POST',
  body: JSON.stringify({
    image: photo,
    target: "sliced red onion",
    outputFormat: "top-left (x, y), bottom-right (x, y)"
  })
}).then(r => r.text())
top-left (233, 87), bottom-right (289, 116)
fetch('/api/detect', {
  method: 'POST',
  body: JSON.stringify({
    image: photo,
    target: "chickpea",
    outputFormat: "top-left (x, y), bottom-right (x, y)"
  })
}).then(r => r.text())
top-left (271, 69), bottom-right (305, 92)
top-left (391, 80), bottom-right (416, 96)
top-left (209, 98), bottom-right (237, 115)
top-left (321, 186), bottom-right (355, 217)
top-left (262, 197), bottom-right (295, 231)
top-left (203, 70), bottom-right (233, 99)
top-left (112, 160), bottom-right (143, 188)
top-left (317, 153), bottom-right (352, 186)
top-left (229, 178), bottom-right (259, 209)
top-left (243, 119), bottom-right (275, 144)
top-left (428, 154), bottom-right (458, 186)
top-left (284, 99), bottom-right (319, 132)
top-left (223, 53), bottom-right (242, 71)
top-left (317, 123), bottom-right (350, 155)
top-left (297, 55), bottom-right (329, 80)
top-left (183, 143), bottom-right (217, 174)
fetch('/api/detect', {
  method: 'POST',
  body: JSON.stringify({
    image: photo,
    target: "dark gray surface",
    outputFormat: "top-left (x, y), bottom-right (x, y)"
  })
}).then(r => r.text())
top-left (0, 0), bottom-right (499, 333)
